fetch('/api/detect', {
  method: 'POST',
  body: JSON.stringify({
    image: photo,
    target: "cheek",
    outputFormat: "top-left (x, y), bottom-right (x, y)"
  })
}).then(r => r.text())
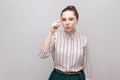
top-left (70, 22), bottom-right (75, 26)
top-left (62, 22), bottom-right (65, 26)
top-left (72, 21), bottom-right (77, 26)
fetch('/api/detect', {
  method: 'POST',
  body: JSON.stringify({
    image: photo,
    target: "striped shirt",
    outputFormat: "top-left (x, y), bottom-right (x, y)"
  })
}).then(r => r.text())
top-left (40, 30), bottom-right (91, 79)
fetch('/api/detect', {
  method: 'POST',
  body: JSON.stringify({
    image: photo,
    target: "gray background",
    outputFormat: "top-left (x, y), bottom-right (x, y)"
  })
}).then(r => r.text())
top-left (0, 0), bottom-right (120, 80)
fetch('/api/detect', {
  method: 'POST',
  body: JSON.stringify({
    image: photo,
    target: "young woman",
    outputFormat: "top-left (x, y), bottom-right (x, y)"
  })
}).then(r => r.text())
top-left (40, 5), bottom-right (91, 80)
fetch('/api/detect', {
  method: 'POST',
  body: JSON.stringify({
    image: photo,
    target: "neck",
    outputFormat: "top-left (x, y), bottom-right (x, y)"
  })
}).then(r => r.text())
top-left (65, 29), bottom-right (76, 36)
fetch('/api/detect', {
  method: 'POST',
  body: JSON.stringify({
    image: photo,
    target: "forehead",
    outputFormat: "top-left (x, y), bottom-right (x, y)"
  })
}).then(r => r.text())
top-left (61, 10), bottom-right (75, 18)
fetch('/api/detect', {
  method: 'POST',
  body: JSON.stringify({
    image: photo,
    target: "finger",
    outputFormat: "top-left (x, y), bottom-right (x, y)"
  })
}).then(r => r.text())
top-left (56, 21), bottom-right (61, 27)
top-left (54, 26), bottom-right (58, 29)
top-left (55, 20), bottom-right (59, 24)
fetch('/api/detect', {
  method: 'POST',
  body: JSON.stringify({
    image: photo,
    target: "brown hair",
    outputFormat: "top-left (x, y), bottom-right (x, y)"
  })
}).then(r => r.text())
top-left (61, 5), bottom-right (79, 20)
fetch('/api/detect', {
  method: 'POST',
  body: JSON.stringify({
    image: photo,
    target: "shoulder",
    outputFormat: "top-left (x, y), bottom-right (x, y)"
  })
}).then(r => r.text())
top-left (76, 32), bottom-right (88, 46)
top-left (52, 30), bottom-right (63, 38)
top-left (82, 34), bottom-right (88, 47)
top-left (76, 32), bottom-right (87, 39)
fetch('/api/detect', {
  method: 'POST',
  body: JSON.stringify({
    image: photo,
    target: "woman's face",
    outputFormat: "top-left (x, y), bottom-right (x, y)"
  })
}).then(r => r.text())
top-left (61, 10), bottom-right (78, 34)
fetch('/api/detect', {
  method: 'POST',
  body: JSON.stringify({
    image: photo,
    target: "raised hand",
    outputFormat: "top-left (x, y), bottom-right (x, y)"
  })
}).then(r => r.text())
top-left (50, 20), bottom-right (61, 33)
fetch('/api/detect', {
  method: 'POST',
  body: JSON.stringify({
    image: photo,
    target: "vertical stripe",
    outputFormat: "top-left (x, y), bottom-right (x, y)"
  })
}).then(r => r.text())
top-left (67, 37), bottom-right (70, 71)
top-left (73, 34), bottom-right (77, 71)
top-left (79, 34), bottom-right (83, 66)
top-left (69, 37), bottom-right (72, 71)
top-left (62, 31), bottom-right (67, 71)
top-left (78, 34), bottom-right (81, 69)
top-left (76, 33), bottom-right (79, 70)
top-left (59, 32), bottom-right (61, 68)
top-left (71, 37), bottom-right (74, 71)
top-left (55, 32), bottom-right (59, 67)
top-left (58, 32), bottom-right (61, 69)
top-left (60, 32), bottom-right (64, 70)
top-left (61, 32), bottom-right (64, 71)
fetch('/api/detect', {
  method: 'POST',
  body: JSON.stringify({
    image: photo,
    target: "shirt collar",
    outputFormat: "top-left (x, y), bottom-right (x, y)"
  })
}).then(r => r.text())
top-left (62, 29), bottom-right (77, 39)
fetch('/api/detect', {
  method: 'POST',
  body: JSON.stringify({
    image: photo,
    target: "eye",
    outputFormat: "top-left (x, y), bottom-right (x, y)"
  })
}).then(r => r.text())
top-left (69, 18), bottom-right (74, 21)
top-left (62, 18), bottom-right (66, 21)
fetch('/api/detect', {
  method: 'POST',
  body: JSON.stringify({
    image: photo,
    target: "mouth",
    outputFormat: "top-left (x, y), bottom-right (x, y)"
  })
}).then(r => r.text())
top-left (65, 26), bottom-right (71, 30)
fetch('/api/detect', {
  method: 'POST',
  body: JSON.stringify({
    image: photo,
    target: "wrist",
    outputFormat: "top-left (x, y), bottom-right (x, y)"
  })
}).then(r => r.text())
top-left (49, 31), bottom-right (54, 36)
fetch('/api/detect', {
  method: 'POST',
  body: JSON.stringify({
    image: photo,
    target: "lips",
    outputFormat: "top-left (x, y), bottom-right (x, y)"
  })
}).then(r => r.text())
top-left (66, 26), bottom-right (71, 30)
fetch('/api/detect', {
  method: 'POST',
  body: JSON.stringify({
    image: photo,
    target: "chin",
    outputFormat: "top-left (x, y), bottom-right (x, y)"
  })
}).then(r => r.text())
top-left (65, 30), bottom-right (72, 33)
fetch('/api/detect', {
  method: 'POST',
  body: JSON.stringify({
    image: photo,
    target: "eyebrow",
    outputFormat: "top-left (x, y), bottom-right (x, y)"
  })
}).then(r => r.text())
top-left (61, 17), bottom-right (75, 19)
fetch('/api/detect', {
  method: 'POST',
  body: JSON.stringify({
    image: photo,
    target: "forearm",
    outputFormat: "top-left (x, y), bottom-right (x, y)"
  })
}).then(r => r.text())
top-left (41, 20), bottom-right (61, 51)
top-left (41, 32), bottom-right (53, 51)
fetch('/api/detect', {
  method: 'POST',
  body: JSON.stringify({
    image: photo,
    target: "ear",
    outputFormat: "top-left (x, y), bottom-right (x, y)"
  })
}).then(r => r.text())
top-left (76, 19), bottom-right (79, 25)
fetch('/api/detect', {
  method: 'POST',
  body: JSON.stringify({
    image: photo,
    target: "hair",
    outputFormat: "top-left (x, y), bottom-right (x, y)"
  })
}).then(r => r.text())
top-left (60, 5), bottom-right (79, 20)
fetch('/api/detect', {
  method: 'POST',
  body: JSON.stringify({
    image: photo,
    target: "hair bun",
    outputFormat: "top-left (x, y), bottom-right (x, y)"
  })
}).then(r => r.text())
top-left (66, 5), bottom-right (76, 9)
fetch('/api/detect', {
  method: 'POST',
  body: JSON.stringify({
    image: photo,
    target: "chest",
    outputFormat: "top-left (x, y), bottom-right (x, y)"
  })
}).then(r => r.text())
top-left (55, 36), bottom-right (85, 56)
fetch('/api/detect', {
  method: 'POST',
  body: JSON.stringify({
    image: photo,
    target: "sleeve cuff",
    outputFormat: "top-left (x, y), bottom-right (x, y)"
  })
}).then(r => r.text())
top-left (86, 78), bottom-right (91, 80)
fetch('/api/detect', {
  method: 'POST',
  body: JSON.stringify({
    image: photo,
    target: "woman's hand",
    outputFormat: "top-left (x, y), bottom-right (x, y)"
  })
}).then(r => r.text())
top-left (50, 20), bottom-right (61, 33)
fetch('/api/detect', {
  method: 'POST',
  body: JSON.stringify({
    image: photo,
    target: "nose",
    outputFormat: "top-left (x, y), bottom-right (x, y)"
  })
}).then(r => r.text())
top-left (66, 20), bottom-right (69, 25)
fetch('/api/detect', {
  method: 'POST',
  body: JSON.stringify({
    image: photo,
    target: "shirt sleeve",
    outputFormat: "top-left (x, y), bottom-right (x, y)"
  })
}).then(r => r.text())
top-left (86, 78), bottom-right (91, 80)
top-left (39, 32), bottom-right (56, 59)
top-left (83, 35), bottom-right (91, 79)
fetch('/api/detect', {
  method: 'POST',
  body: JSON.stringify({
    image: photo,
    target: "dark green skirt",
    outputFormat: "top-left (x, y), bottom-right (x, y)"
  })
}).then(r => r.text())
top-left (48, 69), bottom-right (85, 80)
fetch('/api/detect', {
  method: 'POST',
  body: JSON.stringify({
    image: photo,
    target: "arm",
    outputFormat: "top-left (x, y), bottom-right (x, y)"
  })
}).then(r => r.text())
top-left (83, 36), bottom-right (91, 80)
top-left (39, 32), bottom-right (54, 59)
top-left (39, 20), bottom-right (61, 59)
top-left (42, 32), bottom-right (54, 52)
